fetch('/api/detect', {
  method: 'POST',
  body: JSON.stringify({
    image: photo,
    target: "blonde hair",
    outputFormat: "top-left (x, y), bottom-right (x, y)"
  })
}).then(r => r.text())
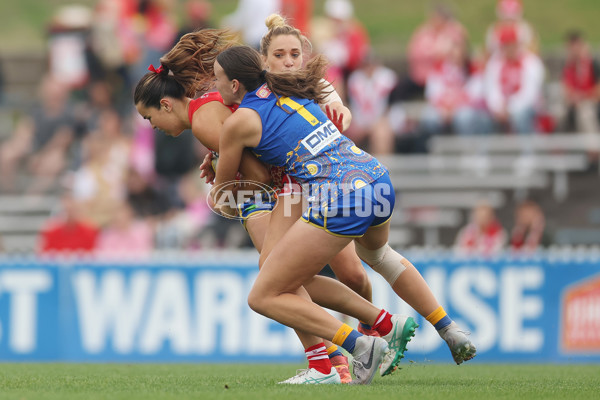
top-left (260, 14), bottom-right (312, 58)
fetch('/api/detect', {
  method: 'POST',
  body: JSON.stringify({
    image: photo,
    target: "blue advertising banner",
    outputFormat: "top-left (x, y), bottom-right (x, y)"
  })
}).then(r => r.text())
top-left (1, 253), bottom-right (599, 363)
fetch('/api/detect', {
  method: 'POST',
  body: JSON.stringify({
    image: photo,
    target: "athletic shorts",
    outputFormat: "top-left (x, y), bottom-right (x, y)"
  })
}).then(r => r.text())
top-left (238, 191), bottom-right (277, 230)
top-left (300, 172), bottom-right (395, 237)
top-left (236, 169), bottom-right (299, 229)
top-left (279, 174), bottom-right (302, 196)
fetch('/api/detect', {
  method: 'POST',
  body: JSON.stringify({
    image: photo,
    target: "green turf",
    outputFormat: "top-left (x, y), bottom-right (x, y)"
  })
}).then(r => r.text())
top-left (0, 363), bottom-right (599, 400)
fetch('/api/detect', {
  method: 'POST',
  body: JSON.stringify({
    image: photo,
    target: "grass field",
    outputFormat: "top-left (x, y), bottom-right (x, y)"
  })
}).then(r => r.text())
top-left (1, 363), bottom-right (599, 400)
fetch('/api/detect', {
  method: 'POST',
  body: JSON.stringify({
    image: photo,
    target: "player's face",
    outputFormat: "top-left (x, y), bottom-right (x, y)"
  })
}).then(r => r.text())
top-left (135, 100), bottom-right (184, 137)
top-left (264, 34), bottom-right (303, 72)
top-left (214, 61), bottom-right (237, 106)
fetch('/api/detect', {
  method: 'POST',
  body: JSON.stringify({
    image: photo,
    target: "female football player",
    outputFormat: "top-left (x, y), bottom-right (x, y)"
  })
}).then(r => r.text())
top-left (134, 29), bottom-right (415, 385)
top-left (210, 44), bottom-right (476, 382)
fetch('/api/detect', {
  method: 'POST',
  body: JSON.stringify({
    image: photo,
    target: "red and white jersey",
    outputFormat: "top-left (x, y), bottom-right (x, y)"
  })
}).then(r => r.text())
top-left (483, 50), bottom-right (544, 114)
top-left (188, 91), bottom-right (237, 125)
top-left (347, 65), bottom-right (397, 129)
top-left (425, 61), bottom-right (470, 112)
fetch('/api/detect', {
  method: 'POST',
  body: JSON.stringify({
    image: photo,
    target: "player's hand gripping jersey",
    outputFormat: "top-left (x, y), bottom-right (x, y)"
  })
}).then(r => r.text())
top-left (240, 84), bottom-right (387, 205)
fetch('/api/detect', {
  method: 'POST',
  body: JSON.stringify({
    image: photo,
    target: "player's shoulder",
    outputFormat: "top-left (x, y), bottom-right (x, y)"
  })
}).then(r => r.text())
top-left (223, 107), bottom-right (262, 143)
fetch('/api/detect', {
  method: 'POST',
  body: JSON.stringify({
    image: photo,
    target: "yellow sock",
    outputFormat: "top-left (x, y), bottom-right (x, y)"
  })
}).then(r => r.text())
top-left (332, 323), bottom-right (354, 346)
top-left (426, 305), bottom-right (452, 330)
top-left (326, 345), bottom-right (338, 355)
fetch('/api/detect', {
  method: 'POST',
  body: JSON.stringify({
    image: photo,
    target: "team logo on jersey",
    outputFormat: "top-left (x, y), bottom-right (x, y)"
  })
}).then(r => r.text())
top-left (301, 121), bottom-right (341, 156)
top-left (256, 83), bottom-right (272, 99)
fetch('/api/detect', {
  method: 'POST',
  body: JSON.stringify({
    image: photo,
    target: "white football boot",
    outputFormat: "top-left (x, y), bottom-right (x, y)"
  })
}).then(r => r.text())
top-left (278, 367), bottom-right (341, 384)
top-left (438, 321), bottom-right (477, 365)
top-left (350, 335), bottom-right (389, 385)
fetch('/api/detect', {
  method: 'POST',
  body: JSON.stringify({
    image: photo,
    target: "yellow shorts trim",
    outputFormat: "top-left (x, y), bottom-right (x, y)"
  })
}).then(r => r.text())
top-left (371, 213), bottom-right (393, 228)
top-left (241, 210), bottom-right (272, 231)
top-left (300, 215), bottom-right (363, 238)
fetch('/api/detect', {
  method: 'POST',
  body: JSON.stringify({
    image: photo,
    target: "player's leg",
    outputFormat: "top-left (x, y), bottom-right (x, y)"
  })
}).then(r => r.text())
top-left (245, 197), bottom-right (342, 383)
top-left (258, 190), bottom-right (303, 268)
top-left (259, 191), bottom-right (354, 382)
top-left (249, 219), bottom-right (389, 384)
top-left (356, 220), bottom-right (476, 366)
top-left (328, 241), bottom-right (377, 336)
top-left (328, 242), bottom-right (372, 301)
top-left (244, 212), bottom-right (270, 253)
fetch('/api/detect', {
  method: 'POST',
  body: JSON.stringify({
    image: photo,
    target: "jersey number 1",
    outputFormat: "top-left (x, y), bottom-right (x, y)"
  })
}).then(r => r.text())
top-left (279, 97), bottom-right (319, 126)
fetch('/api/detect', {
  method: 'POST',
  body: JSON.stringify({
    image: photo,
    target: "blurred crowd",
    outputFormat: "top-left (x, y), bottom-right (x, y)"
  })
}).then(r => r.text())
top-left (0, 0), bottom-right (596, 257)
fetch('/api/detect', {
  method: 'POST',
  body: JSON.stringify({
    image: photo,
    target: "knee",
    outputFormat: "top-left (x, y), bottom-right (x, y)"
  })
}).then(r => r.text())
top-left (336, 268), bottom-right (369, 292)
top-left (247, 289), bottom-right (267, 315)
top-left (355, 243), bottom-right (406, 286)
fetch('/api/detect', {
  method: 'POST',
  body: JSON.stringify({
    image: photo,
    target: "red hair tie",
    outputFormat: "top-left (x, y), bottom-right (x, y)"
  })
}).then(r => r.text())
top-left (148, 64), bottom-right (164, 74)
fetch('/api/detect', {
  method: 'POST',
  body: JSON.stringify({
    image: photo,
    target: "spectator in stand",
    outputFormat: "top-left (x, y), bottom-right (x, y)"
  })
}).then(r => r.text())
top-left (316, 0), bottom-right (370, 100)
top-left (483, 25), bottom-right (545, 134)
top-left (346, 52), bottom-right (397, 155)
top-left (280, 0), bottom-right (312, 36)
top-left (485, 0), bottom-right (537, 58)
top-left (153, 172), bottom-right (216, 250)
top-left (420, 40), bottom-right (493, 136)
top-left (76, 80), bottom-right (117, 135)
top-left (153, 125), bottom-right (199, 210)
top-left (562, 30), bottom-right (600, 134)
top-left (70, 79), bottom-right (117, 169)
top-left (454, 202), bottom-right (507, 257)
top-left (125, 166), bottom-right (171, 222)
top-left (173, 0), bottom-right (213, 44)
top-left (96, 201), bottom-right (154, 259)
top-left (509, 199), bottom-right (546, 254)
top-left (221, 0), bottom-right (280, 49)
top-left (38, 192), bottom-right (99, 255)
top-left (89, 0), bottom-right (138, 110)
top-left (392, 2), bottom-right (467, 102)
top-left (0, 75), bottom-right (77, 194)
top-left (71, 109), bottom-right (131, 227)
top-left (134, 0), bottom-right (179, 81)
top-left (47, 5), bottom-right (94, 90)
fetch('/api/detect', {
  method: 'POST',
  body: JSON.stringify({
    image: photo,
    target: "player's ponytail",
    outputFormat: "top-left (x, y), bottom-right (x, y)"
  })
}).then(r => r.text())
top-left (134, 29), bottom-right (234, 108)
top-left (264, 55), bottom-right (330, 104)
top-left (134, 67), bottom-right (186, 109)
top-left (161, 29), bottom-right (233, 96)
top-left (217, 45), bottom-right (330, 105)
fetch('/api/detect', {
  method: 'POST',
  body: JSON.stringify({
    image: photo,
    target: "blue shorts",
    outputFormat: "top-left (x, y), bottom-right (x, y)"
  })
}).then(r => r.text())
top-left (238, 192), bottom-right (277, 230)
top-left (300, 173), bottom-right (395, 237)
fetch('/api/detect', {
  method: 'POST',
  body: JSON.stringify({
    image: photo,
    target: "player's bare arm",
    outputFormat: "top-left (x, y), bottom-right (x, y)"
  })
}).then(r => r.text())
top-left (212, 109), bottom-right (262, 203)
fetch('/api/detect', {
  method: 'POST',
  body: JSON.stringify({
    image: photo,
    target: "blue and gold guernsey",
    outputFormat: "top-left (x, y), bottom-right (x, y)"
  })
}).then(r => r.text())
top-left (241, 83), bottom-right (387, 206)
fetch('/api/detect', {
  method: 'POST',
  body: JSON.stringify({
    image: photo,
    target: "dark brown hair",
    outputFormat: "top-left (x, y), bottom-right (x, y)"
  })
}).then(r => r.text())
top-left (134, 29), bottom-right (233, 108)
top-left (216, 45), bottom-right (329, 105)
